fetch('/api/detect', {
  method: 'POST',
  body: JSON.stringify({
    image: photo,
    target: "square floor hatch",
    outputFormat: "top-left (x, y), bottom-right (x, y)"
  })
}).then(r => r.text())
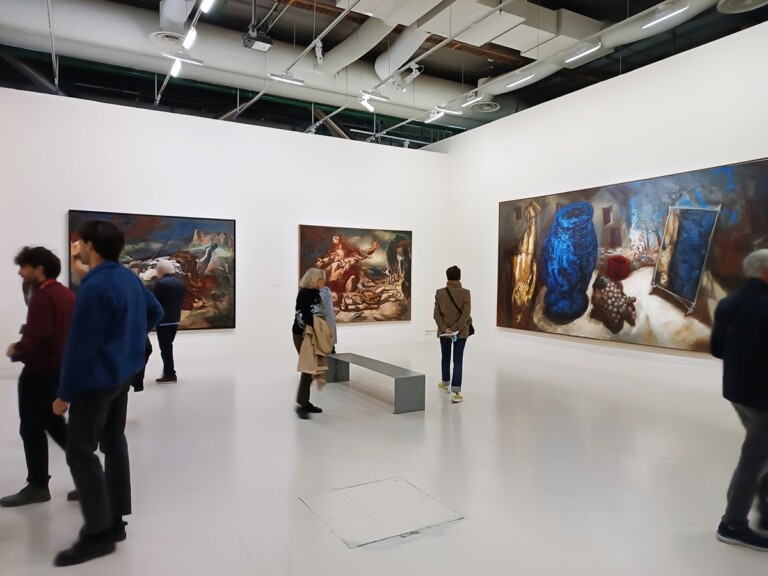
top-left (300, 477), bottom-right (463, 548)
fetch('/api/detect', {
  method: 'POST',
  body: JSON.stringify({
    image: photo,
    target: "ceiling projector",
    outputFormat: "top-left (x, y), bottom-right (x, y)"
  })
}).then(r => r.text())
top-left (243, 30), bottom-right (273, 52)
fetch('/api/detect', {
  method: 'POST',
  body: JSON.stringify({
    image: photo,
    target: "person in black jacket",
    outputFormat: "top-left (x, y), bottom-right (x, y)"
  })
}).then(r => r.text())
top-left (712, 249), bottom-right (768, 551)
top-left (292, 268), bottom-right (326, 420)
top-left (153, 259), bottom-right (185, 383)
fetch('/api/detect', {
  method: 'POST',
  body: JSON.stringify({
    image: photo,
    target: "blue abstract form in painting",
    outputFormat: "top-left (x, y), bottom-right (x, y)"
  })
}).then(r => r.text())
top-left (542, 202), bottom-right (598, 323)
top-left (667, 208), bottom-right (718, 304)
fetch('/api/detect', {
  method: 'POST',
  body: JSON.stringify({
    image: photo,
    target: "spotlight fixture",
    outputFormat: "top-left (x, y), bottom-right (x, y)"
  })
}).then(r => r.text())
top-left (162, 51), bottom-right (203, 66)
top-left (425, 109), bottom-right (445, 124)
top-left (200, 0), bottom-right (216, 14)
top-left (506, 71), bottom-right (535, 89)
top-left (170, 59), bottom-right (181, 77)
top-left (314, 40), bottom-right (324, 65)
top-left (242, 29), bottom-right (273, 52)
top-left (435, 105), bottom-right (463, 116)
top-left (564, 41), bottom-right (602, 64)
top-left (642, 3), bottom-right (690, 29)
top-left (461, 91), bottom-right (483, 108)
top-left (404, 63), bottom-right (423, 84)
top-left (360, 89), bottom-right (389, 102)
top-left (359, 97), bottom-right (375, 113)
top-left (268, 71), bottom-right (305, 86)
top-left (182, 26), bottom-right (197, 50)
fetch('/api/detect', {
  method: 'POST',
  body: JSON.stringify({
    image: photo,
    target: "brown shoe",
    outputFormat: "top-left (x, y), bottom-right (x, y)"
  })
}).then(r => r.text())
top-left (155, 375), bottom-right (177, 383)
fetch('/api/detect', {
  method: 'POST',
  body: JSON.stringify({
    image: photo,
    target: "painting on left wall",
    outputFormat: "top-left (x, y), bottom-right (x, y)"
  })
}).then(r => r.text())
top-left (68, 210), bottom-right (236, 330)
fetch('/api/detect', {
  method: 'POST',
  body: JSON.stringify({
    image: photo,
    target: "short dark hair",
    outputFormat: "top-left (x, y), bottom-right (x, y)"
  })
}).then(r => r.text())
top-left (446, 266), bottom-right (461, 281)
top-left (77, 220), bottom-right (125, 261)
top-left (14, 246), bottom-right (62, 279)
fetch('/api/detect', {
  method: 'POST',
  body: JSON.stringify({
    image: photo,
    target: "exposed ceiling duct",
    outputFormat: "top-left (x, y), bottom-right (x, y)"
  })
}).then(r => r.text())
top-left (321, 17), bottom-right (397, 75)
top-left (601, 0), bottom-right (719, 49)
top-left (717, 0), bottom-right (768, 12)
top-left (473, 0), bottom-right (720, 101)
top-left (374, 23), bottom-right (431, 81)
top-left (159, 0), bottom-right (196, 38)
top-left (0, 0), bottom-right (472, 121)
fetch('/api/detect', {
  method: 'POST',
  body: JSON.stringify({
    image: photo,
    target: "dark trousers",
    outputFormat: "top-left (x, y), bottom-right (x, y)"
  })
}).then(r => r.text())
top-left (440, 337), bottom-right (467, 392)
top-left (130, 336), bottom-right (154, 392)
top-left (18, 368), bottom-right (68, 487)
top-left (67, 382), bottom-right (132, 536)
top-left (292, 333), bottom-right (312, 406)
top-left (723, 403), bottom-right (768, 530)
top-left (157, 325), bottom-right (178, 377)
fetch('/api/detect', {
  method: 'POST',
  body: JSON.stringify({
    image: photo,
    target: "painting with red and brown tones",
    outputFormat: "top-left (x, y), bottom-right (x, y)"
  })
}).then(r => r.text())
top-left (299, 225), bottom-right (412, 323)
top-left (68, 210), bottom-right (235, 330)
top-left (498, 158), bottom-right (768, 351)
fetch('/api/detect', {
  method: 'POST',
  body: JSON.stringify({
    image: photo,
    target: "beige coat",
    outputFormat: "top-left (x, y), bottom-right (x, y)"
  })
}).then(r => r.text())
top-left (297, 316), bottom-right (335, 387)
top-left (434, 281), bottom-right (473, 339)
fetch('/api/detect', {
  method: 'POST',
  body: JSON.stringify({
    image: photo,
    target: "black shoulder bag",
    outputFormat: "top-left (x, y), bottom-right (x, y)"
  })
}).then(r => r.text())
top-left (445, 288), bottom-right (475, 336)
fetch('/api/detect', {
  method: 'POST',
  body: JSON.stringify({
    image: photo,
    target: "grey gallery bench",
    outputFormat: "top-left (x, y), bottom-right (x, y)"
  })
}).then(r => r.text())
top-left (326, 353), bottom-right (425, 414)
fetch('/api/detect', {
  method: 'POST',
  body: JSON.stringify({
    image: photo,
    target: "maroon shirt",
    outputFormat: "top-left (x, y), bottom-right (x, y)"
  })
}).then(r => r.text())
top-left (14, 280), bottom-right (76, 371)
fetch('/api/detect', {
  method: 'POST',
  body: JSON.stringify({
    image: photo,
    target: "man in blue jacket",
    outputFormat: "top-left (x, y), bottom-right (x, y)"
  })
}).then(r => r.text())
top-left (52, 220), bottom-right (164, 566)
top-left (712, 249), bottom-right (768, 552)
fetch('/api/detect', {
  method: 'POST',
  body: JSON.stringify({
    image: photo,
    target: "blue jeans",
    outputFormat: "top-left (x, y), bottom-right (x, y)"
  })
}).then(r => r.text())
top-left (440, 337), bottom-right (467, 392)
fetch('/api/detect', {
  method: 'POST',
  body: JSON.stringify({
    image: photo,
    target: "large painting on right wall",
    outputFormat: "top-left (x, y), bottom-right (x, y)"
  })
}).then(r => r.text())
top-left (498, 158), bottom-right (768, 351)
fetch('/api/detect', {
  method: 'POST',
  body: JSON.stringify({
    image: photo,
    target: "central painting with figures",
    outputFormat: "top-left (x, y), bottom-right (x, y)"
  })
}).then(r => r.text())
top-left (299, 225), bottom-right (412, 323)
top-left (497, 158), bottom-right (768, 352)
top-left (68, 210), bottom-right (235, 330)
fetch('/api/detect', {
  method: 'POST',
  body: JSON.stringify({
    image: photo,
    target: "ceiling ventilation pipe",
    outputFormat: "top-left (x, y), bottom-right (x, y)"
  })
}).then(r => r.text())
top-left (322, 18), bottom-right (397, 75)
top-left (159, 0), bottom-right (196, 37)
top-left (374, 23), bottom-right (431, 81)
top-left (321, 0), bottom-right (446, 76)
top-left (0, 0), bottom-right (468, 118)
top-left (601, 0), bottom-right (718, 49)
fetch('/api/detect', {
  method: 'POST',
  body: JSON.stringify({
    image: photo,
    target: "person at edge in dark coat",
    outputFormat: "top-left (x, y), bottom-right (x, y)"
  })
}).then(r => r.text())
top-left (712, 249), bottom-right (768, 551)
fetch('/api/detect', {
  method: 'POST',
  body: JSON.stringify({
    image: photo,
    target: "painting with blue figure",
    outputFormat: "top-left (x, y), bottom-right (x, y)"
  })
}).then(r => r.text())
top-left (542, 202), bottom-right (598, 323)
top-left (497, 156), bottom-right (768, 352)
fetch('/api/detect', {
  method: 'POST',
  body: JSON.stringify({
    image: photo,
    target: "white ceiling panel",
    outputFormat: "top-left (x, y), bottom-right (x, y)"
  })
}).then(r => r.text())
top-left (521, 9), bottom-right (603, 60)
top-left (492, 4), bottom-right (558, 55)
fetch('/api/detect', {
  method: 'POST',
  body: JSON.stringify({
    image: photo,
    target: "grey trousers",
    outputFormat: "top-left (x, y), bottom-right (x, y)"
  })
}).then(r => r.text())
top-left (723, 403), bottom-right (768, 530)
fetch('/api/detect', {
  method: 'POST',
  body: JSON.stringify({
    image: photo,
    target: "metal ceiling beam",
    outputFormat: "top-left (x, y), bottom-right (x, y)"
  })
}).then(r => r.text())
top-left (0, 54), bottom-right (65, 95)
top-left (312, 108), bottom-right (349, 138)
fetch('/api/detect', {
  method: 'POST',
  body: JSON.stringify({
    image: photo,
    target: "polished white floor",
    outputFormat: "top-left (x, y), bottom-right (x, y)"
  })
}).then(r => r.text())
top-left (0, 342), bottom-right (764, 575)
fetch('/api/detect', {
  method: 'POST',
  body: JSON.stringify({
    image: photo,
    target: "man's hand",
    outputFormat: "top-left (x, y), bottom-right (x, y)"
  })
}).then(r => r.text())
top-left (6, 344), bottom-right (17, 358)
top-left (52, 398), bottom-right (70, 416)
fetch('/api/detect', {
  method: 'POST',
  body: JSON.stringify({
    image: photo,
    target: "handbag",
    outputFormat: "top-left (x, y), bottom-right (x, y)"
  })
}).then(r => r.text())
top-left (445, 288), bottom-right (475, 336)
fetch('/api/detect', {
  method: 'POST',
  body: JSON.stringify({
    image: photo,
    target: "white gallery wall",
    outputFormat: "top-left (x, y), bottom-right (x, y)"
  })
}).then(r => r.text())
top-left (427, 21), bottom-right (768, 390)
top-left (0, 90), bottom-right (452, 359)
top-left (1, 20), bottom-right (767, 382)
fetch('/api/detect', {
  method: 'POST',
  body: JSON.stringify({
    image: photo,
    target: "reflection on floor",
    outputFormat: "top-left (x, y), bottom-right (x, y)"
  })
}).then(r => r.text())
top-left (0, 343), bottom-right (762, 575)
